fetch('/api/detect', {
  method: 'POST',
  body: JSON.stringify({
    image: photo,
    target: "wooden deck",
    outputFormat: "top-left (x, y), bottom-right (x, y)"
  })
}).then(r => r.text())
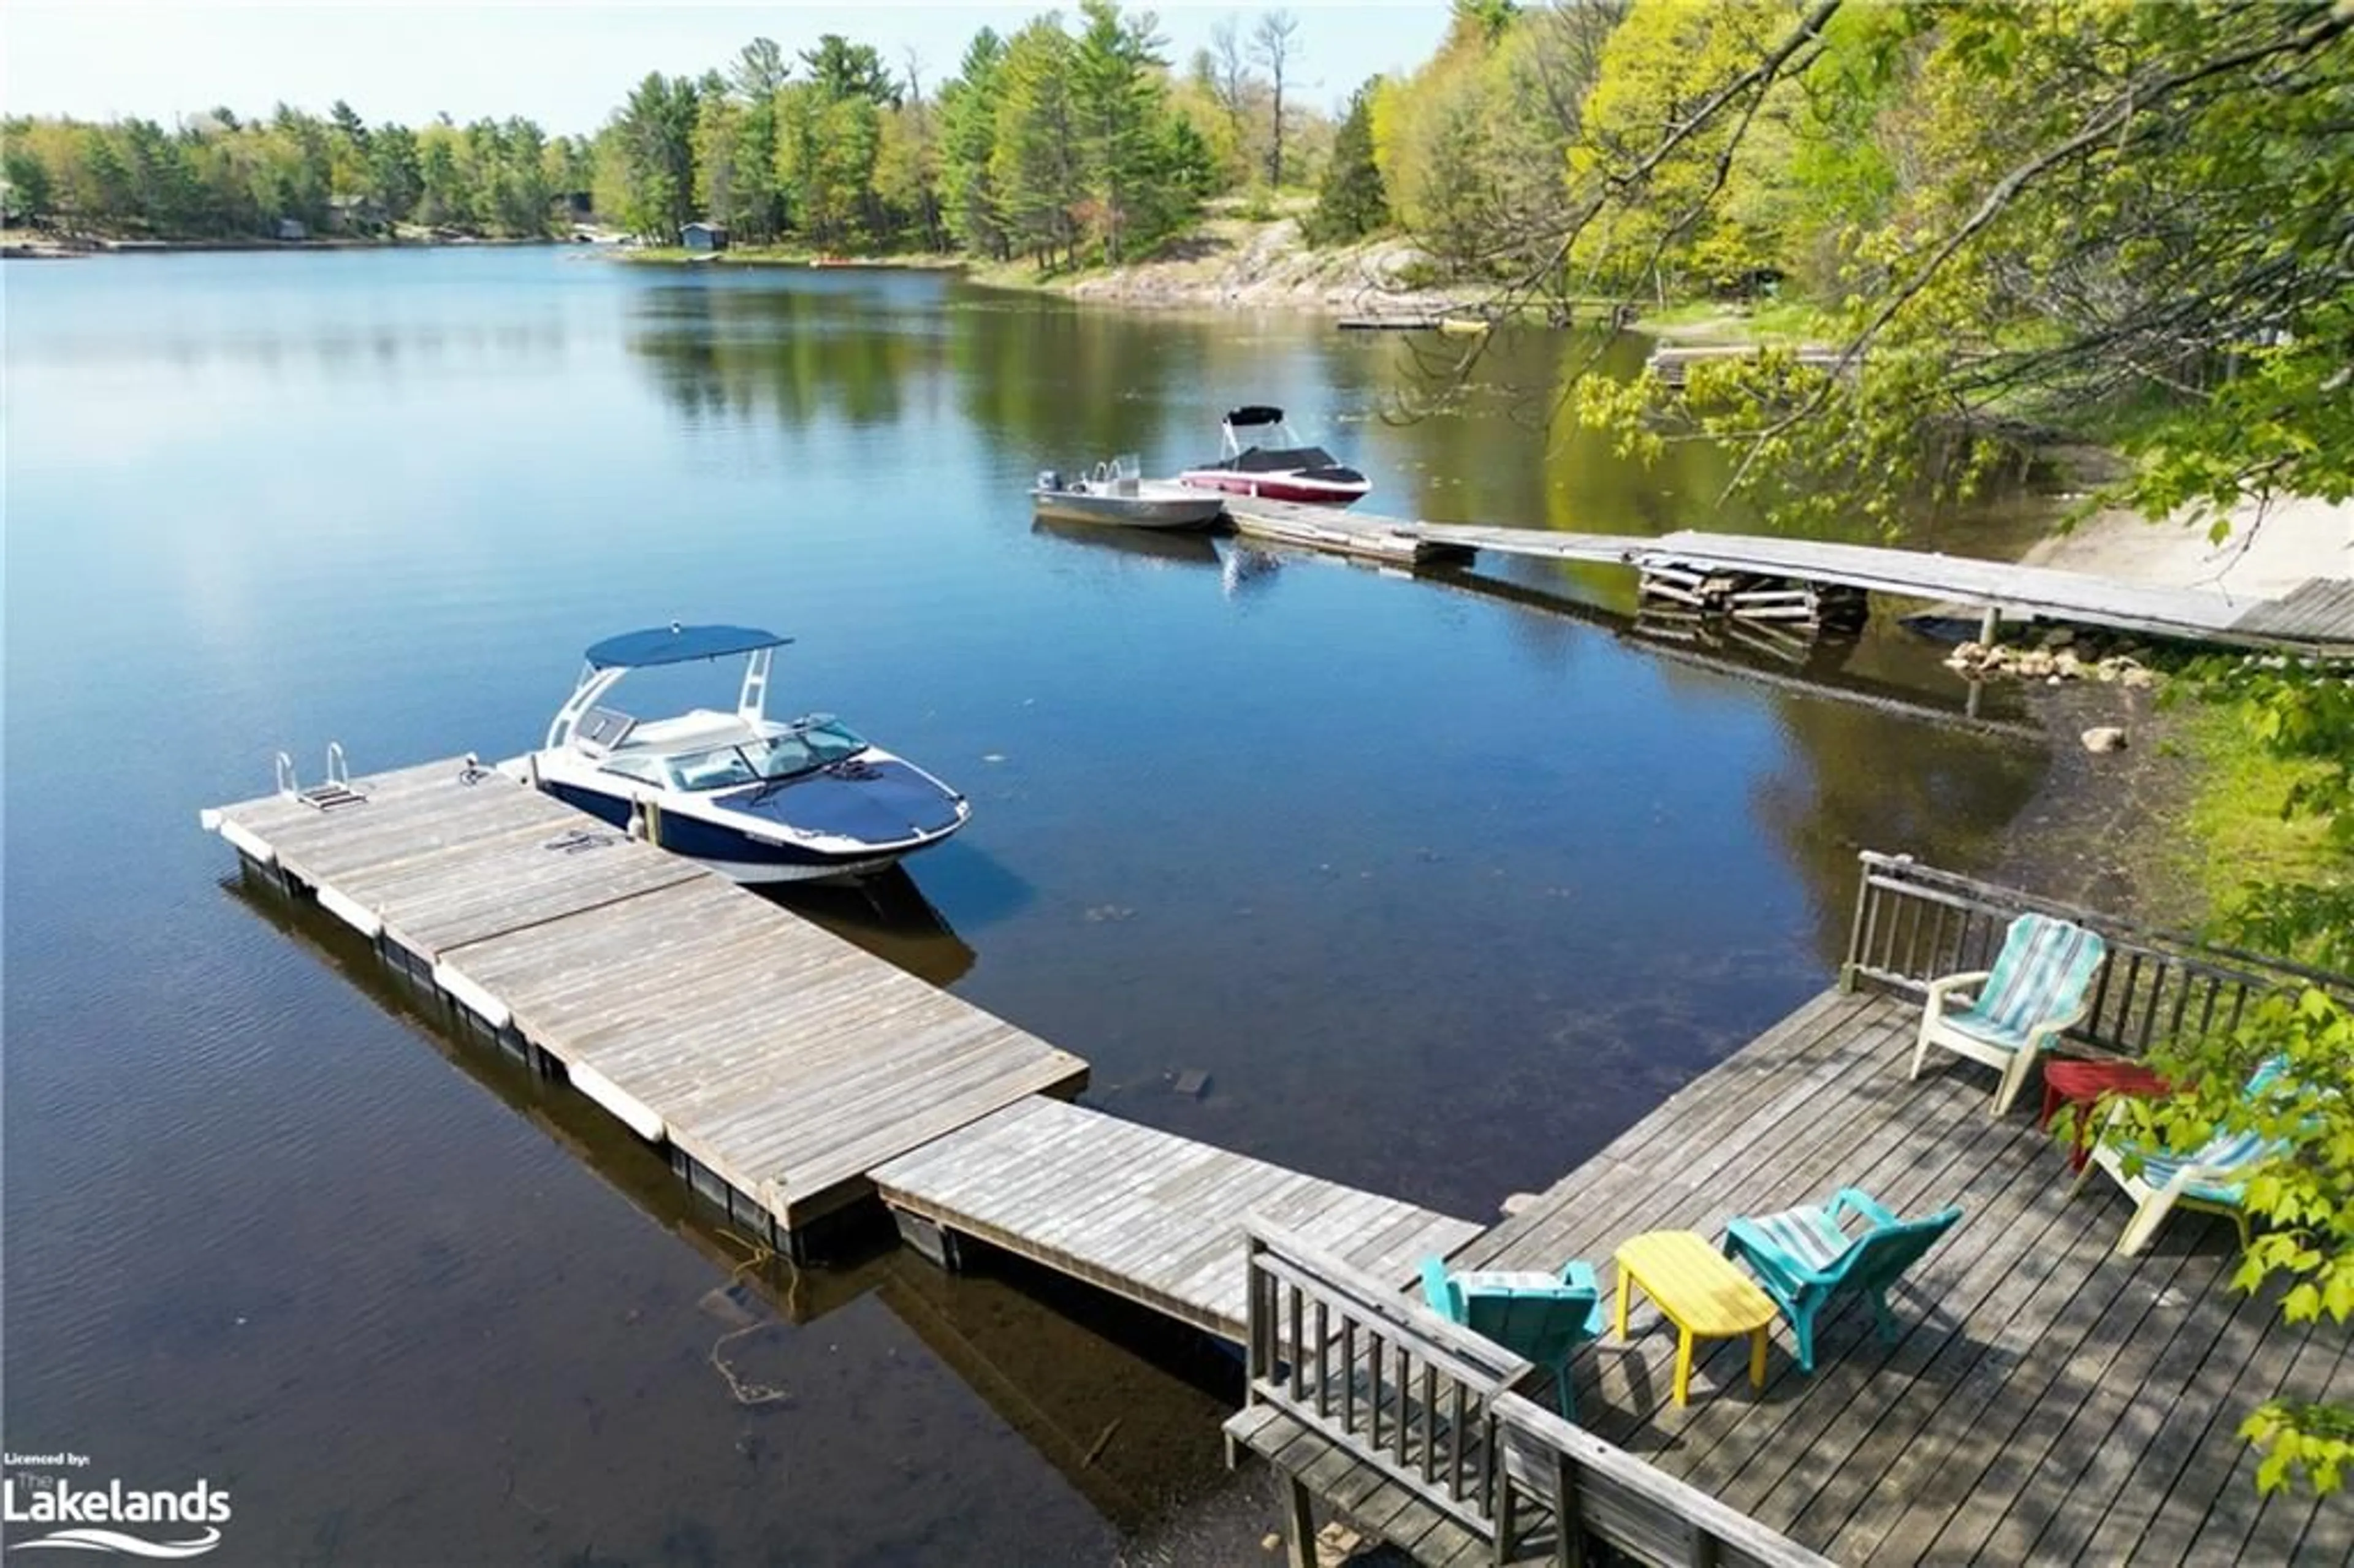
top-left (869, 1095), bottom-right (1482, 1342)
top-left (203, 758), bottom-right (1087, 1236)
top-left (1447, 986), bottom-right (2354, 1566)
top-left (1219, 499), bottom-right (2354, 654)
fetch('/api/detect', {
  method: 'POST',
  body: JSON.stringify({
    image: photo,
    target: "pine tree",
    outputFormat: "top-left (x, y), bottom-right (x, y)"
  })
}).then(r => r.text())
top-left (1308, 80), bottom-right (1389, 245)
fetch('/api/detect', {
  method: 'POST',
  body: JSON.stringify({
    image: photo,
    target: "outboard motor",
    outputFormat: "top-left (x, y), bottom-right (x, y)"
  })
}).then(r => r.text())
top-left (1036, 470), bottom-right (1064, 493)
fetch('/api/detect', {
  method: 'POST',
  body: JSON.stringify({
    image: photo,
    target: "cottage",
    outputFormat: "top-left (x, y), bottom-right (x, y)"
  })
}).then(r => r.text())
top-left (679, 221), bottom-right (728, 254)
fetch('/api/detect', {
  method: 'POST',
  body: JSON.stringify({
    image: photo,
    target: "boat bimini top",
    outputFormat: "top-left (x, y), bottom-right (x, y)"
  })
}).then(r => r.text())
top-left (548, 622), bottom-right (793, 752)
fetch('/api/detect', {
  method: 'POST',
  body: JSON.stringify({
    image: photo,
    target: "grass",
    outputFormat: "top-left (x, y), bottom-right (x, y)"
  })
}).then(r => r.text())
top-left (2176, 700), bottom-right (2352, 923)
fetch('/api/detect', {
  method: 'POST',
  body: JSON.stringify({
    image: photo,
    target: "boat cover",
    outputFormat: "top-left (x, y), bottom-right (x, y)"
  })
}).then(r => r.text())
top-left (585, 624), bottom-right (793, 669)
top-left (1225, 405), bottom-right (1286, 426)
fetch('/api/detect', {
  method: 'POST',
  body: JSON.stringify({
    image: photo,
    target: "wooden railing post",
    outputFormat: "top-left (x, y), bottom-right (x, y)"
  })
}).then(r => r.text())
top-left (1551, 1448), bottom-right (1584, 1568)
top-left (1840, 851), bottom-right (1877, 990)
top-left (1244, 1232), bottom-right (1270, 1392)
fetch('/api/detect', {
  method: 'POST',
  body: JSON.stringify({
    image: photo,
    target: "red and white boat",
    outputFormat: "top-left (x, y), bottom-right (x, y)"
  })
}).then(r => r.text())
top-left (1177, 406), bottom-right (1371, 507)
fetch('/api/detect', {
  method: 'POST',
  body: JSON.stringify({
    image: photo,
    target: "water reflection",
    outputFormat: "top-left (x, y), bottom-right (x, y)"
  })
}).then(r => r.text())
top-left (766, 868), bottom-right (979, 989)
top-left (1029, 517), bottom-right (1224, 570)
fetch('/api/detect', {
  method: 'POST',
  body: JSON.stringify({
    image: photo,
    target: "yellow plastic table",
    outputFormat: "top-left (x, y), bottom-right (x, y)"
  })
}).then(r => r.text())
top-left (1612, 1230), bottom-right (1777, 1406)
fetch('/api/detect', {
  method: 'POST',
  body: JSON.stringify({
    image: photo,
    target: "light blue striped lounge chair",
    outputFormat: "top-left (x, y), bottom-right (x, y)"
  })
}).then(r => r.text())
top-left (1721, 1188), bottom-right (1962, 1372)
top-left (2077, 1056), bottom-right (2291, 1255)
top-left (1420, 1257), bottom-right (1606, 1418)
top-left (1911, 911), bottom-right (2108, 1114)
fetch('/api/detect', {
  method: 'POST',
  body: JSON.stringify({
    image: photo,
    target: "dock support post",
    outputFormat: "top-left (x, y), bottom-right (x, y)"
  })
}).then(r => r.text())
top-left (1978, 605), bottom-right (2000, 645)
top-left (1278, 1468), bottom-right (1316, 1568)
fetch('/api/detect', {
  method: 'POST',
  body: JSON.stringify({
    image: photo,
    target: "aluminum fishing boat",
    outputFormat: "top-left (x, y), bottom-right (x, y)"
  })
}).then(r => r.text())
top-left (1030, 455), bottom-right (1227, 530)
top-left (1176, 406), bottom-right (1371, 506)
top-left (500, 624), bottom-right (969, 883)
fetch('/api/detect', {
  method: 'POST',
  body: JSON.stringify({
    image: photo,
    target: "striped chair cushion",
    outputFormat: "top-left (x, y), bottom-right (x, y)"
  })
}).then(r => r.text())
top-left (2133, 1128), bottom-right (2280, 1205)
top-left (1739, 1206), bottom-right (1863, 1274)
top-left (1450, 1270), bottom-right (1569, 1294)
top-left (1957, 913), bottom-right (2106, 1049)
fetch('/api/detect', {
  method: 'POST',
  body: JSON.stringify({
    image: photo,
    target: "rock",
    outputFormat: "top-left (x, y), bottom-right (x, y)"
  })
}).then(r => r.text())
top-left (2041, 627), bottom-right (2076, 649)
top-left (1171, 1068), bottom-right (1212, 1100)
top-left (1263, 1534), bottom-right (1282, 1553)
top-left (2082, 726), bottom-right (2128, 753)
top-left (1315, 1523), bottom-right (1366, 1566)
top-left (2122, 666), bottom-right (2157, 689)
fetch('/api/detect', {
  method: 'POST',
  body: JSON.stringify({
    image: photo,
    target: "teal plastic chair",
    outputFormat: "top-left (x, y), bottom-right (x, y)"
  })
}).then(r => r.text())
top-left (1420, 1257), bottom-right (1606, 1418)
top-left (1912, 911), bottom-right (2108, 1114)
top-left (1721, 1189), bottom-right (1962, 1372)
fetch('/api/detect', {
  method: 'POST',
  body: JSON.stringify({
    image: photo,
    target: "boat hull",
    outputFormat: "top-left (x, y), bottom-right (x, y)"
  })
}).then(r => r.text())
top-left (528, 771), bottom-right (965, 885)
top-left (1175, 469), bottom-right (1370, 507)
top-left (1030, 487), bottom-right (1226, 530)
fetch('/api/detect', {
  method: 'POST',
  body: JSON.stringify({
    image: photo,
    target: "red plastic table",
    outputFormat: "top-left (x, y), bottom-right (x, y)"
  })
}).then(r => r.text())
top-left (2040, 1059), bottom-right (2174, 1171)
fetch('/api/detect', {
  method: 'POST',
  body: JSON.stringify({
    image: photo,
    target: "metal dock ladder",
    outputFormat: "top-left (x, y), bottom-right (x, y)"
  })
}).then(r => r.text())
top-left (277, 742), bottom-right (370, 811)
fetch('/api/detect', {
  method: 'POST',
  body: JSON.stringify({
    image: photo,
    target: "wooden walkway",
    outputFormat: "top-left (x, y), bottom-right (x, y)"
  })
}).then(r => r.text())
top-left (870, 1095), bottom-right (1480, 1342)
top-left (203, 758), bottom-right (1087, 1239)
top-left (1447, 986), bottom-right (2354, 1566)
top-left (1220, 498), bottom-right (2354, 654)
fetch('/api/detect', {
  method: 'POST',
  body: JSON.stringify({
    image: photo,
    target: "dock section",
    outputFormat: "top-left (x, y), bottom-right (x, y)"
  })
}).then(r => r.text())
top-left (870, 1095), bottom-right (1480, 1342)
top-left (204, 758), bottom-right (1087, 1243)
top-left (1219, 500), bottom-right (2354, 654)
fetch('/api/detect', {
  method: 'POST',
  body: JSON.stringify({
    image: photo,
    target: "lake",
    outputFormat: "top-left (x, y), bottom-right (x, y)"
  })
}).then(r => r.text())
top-left (4, 247), bottom-right (2049, 1564)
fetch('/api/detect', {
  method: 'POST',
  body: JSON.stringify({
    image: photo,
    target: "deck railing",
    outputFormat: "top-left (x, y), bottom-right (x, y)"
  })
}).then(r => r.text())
top-left (1840, 851), bottom-right (2350, 1058)
top-left (1239, 1224), bottom-right (1830, 1567)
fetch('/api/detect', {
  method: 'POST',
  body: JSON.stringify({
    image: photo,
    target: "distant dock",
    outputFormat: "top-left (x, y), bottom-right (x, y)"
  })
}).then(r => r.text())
top-left (1219, 498), bottom-right (2354, 655)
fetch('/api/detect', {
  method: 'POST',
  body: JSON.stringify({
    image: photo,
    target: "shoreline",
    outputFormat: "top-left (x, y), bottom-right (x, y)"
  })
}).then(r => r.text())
top-left (2, 232), bottom-right (566, 259)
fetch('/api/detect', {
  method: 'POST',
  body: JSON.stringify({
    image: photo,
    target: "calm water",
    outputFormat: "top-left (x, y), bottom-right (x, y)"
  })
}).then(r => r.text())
top-left (5, 249), bottom-right (2047, 1565)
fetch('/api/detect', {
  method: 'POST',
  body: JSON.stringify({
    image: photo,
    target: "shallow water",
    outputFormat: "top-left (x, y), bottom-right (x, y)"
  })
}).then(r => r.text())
top-left (4, 248), bottom-right (2047, 1564)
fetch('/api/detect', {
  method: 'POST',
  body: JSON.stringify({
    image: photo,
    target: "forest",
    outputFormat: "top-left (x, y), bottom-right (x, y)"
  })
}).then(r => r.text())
top-left (0, 1), bottom-right (1323, 268)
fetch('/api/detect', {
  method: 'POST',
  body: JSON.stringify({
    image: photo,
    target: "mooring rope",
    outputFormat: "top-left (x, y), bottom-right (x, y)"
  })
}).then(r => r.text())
top-left (705, 1228), bottom-right (798, 1408)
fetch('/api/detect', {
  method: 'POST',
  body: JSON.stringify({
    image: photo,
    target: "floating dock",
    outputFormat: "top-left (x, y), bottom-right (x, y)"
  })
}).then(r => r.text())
top-left (872, 1095), bottom-right (1480, 1341)
top-left (201, 756), bottom-right (1474, 1288)
top-left (205, 757), bottom-right (1087, 1244)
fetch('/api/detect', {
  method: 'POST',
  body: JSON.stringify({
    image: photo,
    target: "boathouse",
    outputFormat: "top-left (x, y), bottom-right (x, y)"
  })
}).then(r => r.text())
top-left (679, 221), bottom-right (728, 254)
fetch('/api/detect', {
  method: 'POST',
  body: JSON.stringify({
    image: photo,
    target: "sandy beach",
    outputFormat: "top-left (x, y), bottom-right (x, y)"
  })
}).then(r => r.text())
top-left (2025, 492), bottom-right (2354, 601)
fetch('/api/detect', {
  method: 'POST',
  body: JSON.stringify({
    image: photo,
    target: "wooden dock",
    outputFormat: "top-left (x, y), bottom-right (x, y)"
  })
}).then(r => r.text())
top-left (204, 757), bottom-right (1087, 1243)
top-left (1218, 500), bottom-right (2354, 655)
top-left (1645, 343), bottom-right (1850, 388)
top-left (1426, 862), bottom-right (2354, 1566)
top-left (1222, 496), bottom-right (1477, 567)
top-left (870, 1095), bottom-right (1480, 1341)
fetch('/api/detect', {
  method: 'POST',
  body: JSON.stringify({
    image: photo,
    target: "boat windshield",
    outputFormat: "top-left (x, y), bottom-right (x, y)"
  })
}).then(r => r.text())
top-left (742, 720), bottom-right (866, 780)
top-left (664, 720), bottom-right (867, 791)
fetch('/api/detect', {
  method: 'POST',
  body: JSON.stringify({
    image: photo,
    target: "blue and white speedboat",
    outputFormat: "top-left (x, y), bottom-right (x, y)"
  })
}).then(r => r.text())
top-left (500, 624), bottom-right (970, 884)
